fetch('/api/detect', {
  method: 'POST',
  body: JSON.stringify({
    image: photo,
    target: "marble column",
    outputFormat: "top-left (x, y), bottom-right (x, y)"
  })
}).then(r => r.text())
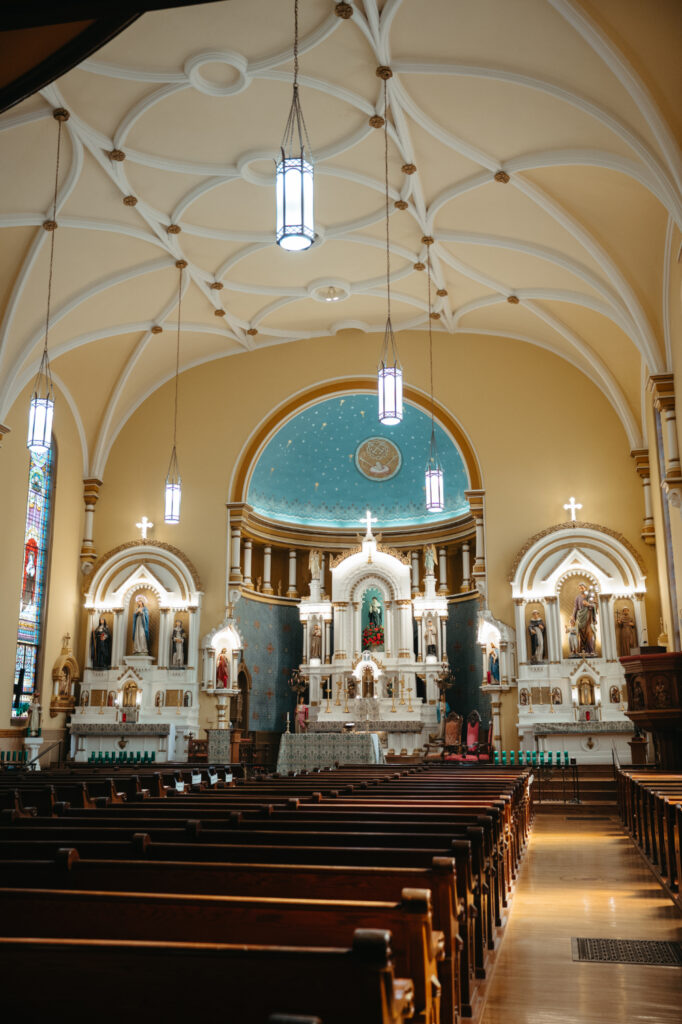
top-left (352, 602), bottom-right (361, 658)
top-left (242, 540), bottom-right (253, 588)
top-left (491, 697), bottom-right (502, 755)
top-left (650, 373), bottom-right (682, 506)
top-left (460, 542), bottom-right (471, 592)
top-left (230, 527), bottom-right (242, 583)
top-left (113, 609), bottom-right (125, 667)
top-left (438, 548), bottom-right (448, 593)
top-left (397, 600), bottom-right (413, 658)
top-left (302, 620), bottom-right (308, 663)
top-left (599, 596), bottom-right (614, 660)
top-left (440, 617), bottom-right (447, 659)
top-left (465, 490), bottom-right (486, 587)
top-left (631, 449), bottom-right (656, 546)
top-left (415, 616), bottom-right (423, 662)
top-left (320, 553), bottom-right (326, 596)
top-left (287, 549), bottom-right (298, 598)
top-left (324, 617), bottom-right (332, 663)
top-left (411, 552), bottom-right (420, 595)
top-left (80, 478), bottom-right (103, 574)
top-left (262, 546), bottom-right (273, 594)
top-left (514, 599), bottom-right (528, 663)
top-left (545, 596), bottom-right (561, 662)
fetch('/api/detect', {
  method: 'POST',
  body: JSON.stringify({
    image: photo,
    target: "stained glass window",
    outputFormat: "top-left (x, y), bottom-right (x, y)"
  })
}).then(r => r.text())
top-left (12, 447), bottom-right (53, 718)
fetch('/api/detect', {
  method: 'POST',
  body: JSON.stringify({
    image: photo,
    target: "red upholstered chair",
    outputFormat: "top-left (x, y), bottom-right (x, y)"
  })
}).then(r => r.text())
top-left (476, 723), bottom-right (492, 761)
top-left (442, 712), bottom-right (463, 760)
top-left (449, 710), bottom-right (484, 762)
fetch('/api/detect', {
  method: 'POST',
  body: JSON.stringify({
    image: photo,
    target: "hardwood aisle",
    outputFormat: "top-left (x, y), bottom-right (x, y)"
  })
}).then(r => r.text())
top-left (480, 814), bottom-right (682, 1024)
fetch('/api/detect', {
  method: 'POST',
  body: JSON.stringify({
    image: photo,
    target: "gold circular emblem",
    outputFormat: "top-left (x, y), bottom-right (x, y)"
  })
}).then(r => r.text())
top-left (355, 437), bottom-right (402, 481)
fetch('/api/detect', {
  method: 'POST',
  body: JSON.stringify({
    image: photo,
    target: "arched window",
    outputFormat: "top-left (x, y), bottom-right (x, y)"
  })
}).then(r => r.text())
top-left (12, 447), bottom-right (54, 718)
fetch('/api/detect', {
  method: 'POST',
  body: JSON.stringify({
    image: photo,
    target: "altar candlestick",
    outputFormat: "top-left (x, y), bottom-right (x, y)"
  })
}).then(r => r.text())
top-left (399, 678), bottom-right (405, 705)
top-left (335, 680), bottom-right (342, 706)
top-left (407, 686), bottom-right (414, 713)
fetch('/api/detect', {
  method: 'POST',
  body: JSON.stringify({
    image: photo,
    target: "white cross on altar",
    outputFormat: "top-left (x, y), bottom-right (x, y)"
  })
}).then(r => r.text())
top-left (362, 509), bottom-right (377, 538)
top-left (136, 516), bottom-right (154, 539)
top-left (563, 496), bottom-right (583, 521)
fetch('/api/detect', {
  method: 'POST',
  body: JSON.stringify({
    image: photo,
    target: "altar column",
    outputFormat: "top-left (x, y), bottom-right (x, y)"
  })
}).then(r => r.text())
top-left (411, 552), bottom-right (419, 596)
top-left (262, 546), bottom-right (273, 594)
top-left (514, 600), bottom-right (528, 663)
top-left (383, 601), bottom-right (393, 656)
top-left (460, 542), bottom-right (471, 592)
top-left (287, 550), bottom-right (298, 598)
top-left (230, 527), bottom-right (242, 583)
top-left (242, 540), bottom-right (253, 588)
top-left (320, 553), bottom-right (326, 596)
top-left (157, 610), bottom-right (170, 667)
top-left (352, 602), bottom-right (361, 659)
top-left (80, 478), bottom-right (103, 573)
top-left (324, 616), bottom-right (332, 663)
top-left (650, 373), bottom-right (682, 506)
top-left (545, 596), bottom-right (561, 662)
top-left (491, 697), bottom-right (502, 756)
top-left (465, 490), bottom-right (486, 582)
top-left (599, 595), bottom-right (614, 660)
top-left (438, 548), bottom-right (448, 593)
top-left (440, 617), bottom-right (447, 659)
top-left (415, 616), bottom-right (423, 662)
top-left (302, 620), bottom-right (308, 663)
top-left (397, 600), bottom-right (412, 658)
top-left (113, 609), bottom-right (125, 667)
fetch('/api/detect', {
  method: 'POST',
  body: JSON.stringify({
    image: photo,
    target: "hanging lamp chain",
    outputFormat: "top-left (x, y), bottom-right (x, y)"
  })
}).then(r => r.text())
top-left (426, 249), bottom-right (440, 468)
top-left (172, 265), bottom-right (183, 450)
top-left (37, 115), bottom-right (65, 395)
top-left (281, 0), bottom-right (312, 158)
top-left (384, 76), bottom-right (391, 326)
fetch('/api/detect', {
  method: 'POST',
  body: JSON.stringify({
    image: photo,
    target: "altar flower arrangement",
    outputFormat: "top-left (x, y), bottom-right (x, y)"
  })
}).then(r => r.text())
top-left (362, 624), bottom-right (384, 649)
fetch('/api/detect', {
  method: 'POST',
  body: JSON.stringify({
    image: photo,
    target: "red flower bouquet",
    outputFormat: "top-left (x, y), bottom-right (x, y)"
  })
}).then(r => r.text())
top-left (362, 624), bottom-right (384, 649)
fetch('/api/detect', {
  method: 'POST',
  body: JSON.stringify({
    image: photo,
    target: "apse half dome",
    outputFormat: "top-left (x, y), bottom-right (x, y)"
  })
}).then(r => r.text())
top-left (247, 394), bottom-right (469, 528)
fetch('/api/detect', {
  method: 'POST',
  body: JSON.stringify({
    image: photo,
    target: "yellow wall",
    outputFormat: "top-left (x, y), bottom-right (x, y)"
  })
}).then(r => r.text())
top-left (0, 329), bottom-right (664, 743)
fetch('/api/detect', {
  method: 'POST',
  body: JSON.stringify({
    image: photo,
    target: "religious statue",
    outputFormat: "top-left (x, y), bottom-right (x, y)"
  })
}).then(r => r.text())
top-left (308, 549), bottom-right (321, 580)
top-left (528, 609), bottom-right (546, 663)
top-left (171, 619), bottom-right (186, 667)
top-left (519, 688), bottom-right (530, 706)
top-left (91, 616), bottom-right (112, 669)
top-left (565, 619), bottom-right (579, 657)
top-left (488, 643), bottom-right (500, 682)
top-left (80, 691), bottom-right (89, 707)
top-left (154, 690), bottom-right (164, 708)
top-left (132, 595), bottom-right (150, 655)
top-left (423, 544), bottom-right (437, 576)
top-left (295, 698), bottom-right (308, 733)
top-left (21, 542), bottom-right (37, 610)
top-left (615, 607), bottom-right (637, 658)
top-left (425, 618), bottom-right (438, 657)
top-left (57, 666), bottom-right (70, 697)
top-left (551, 687), bottom-right (562, 705)
top-left (216, 648), bottom-right (229, 688)
top-left (256, 576), bottom-right (262, 592)
top-left (310, 621), bottom-right (322, 660)
top-left (368, 596), bottom-right (382, 627)
top-left (28, 692), bottom-right (41, 736)
top-left (609, 685), bottom-right (621, 704)
top-left (107, 690), bottom-right (116, 707)
top-left (578, 677), bottom-right (595, 706)
top-left (573, 584), bottom-right (597, 656)
top-left (183, 691), bottom-right (192, 707)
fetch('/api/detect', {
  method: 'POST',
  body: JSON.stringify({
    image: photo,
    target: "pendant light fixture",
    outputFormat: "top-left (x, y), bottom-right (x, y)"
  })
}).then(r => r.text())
top-left (164, 260), bottom-right (185, 524)
top-left (27, 108), bottom-right (69, 453)
top-left (276, 0), bottom-right (314, 251)
top-left (424, 243), bottom-right (444, 512)
top-left (377, 66), bottom-right (403, 425)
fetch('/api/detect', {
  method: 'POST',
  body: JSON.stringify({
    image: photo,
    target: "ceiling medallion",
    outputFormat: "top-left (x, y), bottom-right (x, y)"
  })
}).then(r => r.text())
top-left (214, 308), bottom-right (226, 317)
top-left (355, 437), bottom-right (402, 481)
top-left (494, 170), bottom-right (510, 183)
top-left (167, 224), bottom-right (181, 234)
top-left (369, 115), bottom-right (384, 129)
top-left (421, 236), bottom-right (434, 246)
top-left (394, 199), bottom-right (408, 210)
top-left (414, 262), bottom-right (425, 271)
top-left (151, 326), bottom-right (163, 334)
top-left (335, 2), bottom-right (353, 18)
top-left (108, 149), bottom-right (126, 161)
top-left (507, 295), bottom-right (520, 304)
top-left (209, 281), bottom-right (224, 290)
top-left (429, 312), bottom-right (441, 320)
top-left (175, 259), bottom-right (187, 269)
top-left (246, 328), bottom-right (258, 336)
top-left (436, 288), bottom-right (448, 297)
top-left (310, 280), bottom-right (350, 303)
top-left (123, 195), bottom-right (138, 206)
top-left (401, 163), bottom-right (417, 175)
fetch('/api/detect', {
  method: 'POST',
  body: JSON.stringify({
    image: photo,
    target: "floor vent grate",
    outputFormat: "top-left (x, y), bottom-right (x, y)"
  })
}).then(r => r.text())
top-left (572, 938), bottom-right (682, 967)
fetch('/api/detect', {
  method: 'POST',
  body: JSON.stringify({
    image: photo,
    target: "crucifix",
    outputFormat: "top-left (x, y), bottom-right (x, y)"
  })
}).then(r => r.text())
top-left (136, 516), bottom-right (154, 539)
top-left (362, 509), bottom-right (377, 539)
top-left (563, 496), bottom-right (582, 522)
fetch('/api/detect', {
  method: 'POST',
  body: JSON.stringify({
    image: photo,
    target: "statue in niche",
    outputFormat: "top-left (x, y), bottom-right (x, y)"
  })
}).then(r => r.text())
top-left (573, 584), bottom-right (598, 656)
top-left (609, 685), bottom-right (621, 704)
top-left (310, 620), bottom-right (322, 660)
top-left (653, 677), bottom-right (670, 708)
top-left (107, 690), bottom-right (116, 707)
top-left (488, 642), bottom-right (500, 682)
top-left (183, 691), bottom-right (192, 707)
top-left (425, 618), bottom-right (438, 657)
top-left (369, 597), bottom-right (382, 627)
top-left (58, 666), bottom-right (70, 697)
top-left (615, 607), bottom-right (637, 658)
top-left (256, 576), bottom-right (262, 592)
top-left (91, 616), bottom-right (112, 669)
top-left (308, 549), bottom-right (321, 580)
top-left (154, 690), bottom-right (164, 708)
top-left (519, 688), bottom-right (530, 706)
top-left (28, 692), bottom-right (41, 735)
top-left (423, 544), bottom-right (437, 576)
top-left (551, 687), bottom-right (562, 705)
top-left (216, 649), bottom-right (229, 689)
top-left (171, 619), bottom-right (186, 667)
top-left (578, 677), bottom-right (595, 706)
top-left (132, 595), bottom-right (150, 655)
top-left (80, 692), bottom-right (89, 707)
top-left (528, 610), bottom-right (546, 663)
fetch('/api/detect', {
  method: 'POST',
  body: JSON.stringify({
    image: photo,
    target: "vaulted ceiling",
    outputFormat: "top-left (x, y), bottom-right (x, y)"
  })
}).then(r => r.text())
top-left (0, 0), bottom-right (679, 476)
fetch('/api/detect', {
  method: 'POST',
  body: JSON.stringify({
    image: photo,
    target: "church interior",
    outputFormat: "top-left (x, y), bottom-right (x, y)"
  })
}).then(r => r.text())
top-left (0, 1), bottom-right (681, 1021)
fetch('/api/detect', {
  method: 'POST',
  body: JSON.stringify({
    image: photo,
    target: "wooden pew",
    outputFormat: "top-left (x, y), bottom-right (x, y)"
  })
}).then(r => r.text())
top-left (0, 929), bottom-right (414, 1024)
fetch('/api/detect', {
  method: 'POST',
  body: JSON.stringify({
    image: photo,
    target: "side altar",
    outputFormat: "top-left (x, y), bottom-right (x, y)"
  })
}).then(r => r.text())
top-left (296, 515), bottom-right (448, 757)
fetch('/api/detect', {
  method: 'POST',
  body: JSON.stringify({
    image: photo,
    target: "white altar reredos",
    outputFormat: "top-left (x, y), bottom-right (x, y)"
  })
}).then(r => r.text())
top-left (70, 542), bottom-right (203, 762)
top-left (509, 522), bottom-right (646, 763)
top-left (298, 519), bottom-right (448, 756)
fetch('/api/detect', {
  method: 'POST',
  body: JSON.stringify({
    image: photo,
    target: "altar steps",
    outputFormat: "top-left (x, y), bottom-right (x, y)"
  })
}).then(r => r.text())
top-left (534, 765), bottom-right (618, 815)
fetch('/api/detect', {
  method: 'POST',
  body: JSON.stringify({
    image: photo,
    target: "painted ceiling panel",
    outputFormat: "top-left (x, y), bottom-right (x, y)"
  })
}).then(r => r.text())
top-left (247, 392), bottom-right (470, 528)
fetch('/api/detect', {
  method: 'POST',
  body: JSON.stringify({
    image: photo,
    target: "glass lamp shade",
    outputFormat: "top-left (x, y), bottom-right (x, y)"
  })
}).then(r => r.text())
top-left (425, 466), bottom-right (445, 512)
top-left (27, 395), bottom-right (54, 453)
top-left (276, 154), bottom-right (314, 251)
top-left (164, 479), bottom-right (181, 524)
top-left (378, 363), bottom-right (403, 425)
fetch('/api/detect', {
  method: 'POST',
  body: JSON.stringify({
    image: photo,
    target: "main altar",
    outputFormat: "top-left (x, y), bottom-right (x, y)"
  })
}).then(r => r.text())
top-left (295, 514), bottom-right (448, 758)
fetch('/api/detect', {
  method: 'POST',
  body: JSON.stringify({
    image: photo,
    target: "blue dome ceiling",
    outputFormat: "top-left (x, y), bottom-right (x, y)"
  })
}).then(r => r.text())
top-left (247, 394), bottom-right (470, 528)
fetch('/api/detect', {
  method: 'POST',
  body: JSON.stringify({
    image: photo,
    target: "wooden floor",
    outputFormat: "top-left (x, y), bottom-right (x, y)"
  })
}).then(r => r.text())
top-left (481, 814), bottom-right (682, 1024)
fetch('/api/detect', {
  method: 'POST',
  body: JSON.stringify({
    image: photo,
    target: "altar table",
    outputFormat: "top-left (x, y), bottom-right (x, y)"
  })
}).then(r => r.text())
top-left (276, 731), bottom-right (384, 772)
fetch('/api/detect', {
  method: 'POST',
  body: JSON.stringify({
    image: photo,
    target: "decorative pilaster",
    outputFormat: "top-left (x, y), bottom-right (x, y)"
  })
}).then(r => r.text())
top-left (302, 620), bottom-right (308, 663)
top-left (649, 374), bottom-right (682, 511)
top-left (438, 547), bottom-right (448, 593)
top-left (320, 552), bottom-right (326, 596)
top-left (545, 595), bottom-right (561, 662)
top-left (324, 617), bottom-right (332, 663)
top-left (460, 542), bottom-right (471, 592)
top-left (465, 490), bottom-right (486, 589)
top-left (230, 527), bottom-right (242, 583)
top-left (242, 539), bottom-right (253, 588)
top-left (490, 697), bottom-right (502, 756)
top-left (287, 549), bottom-right (298, 598)
top-left (80, 478), bottom-right (103, 574)
top-left (631, 449), bottom-right (656, 545)
top-left (415, 615), bottom-right (423, 662)
top-left (262, 546), bottom-right (273, 594)
top-left (514, 599), bottom-right (527, 663)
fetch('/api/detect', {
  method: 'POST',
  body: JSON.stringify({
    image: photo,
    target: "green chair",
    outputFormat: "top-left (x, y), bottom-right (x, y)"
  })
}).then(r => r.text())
top-left (556, 752), bottom-right (562, 767)
top-left (531, 751), bottom-right (537, 766)
top-left (564, 751), bottom-right (570, 766)
top-left (501, 751), bottom-right (507, 765)
top-left (151, 751), bottom-right (156, 762)
top-left (494, 750), bottom-right (500, 765)
top-left (509, 751), bottom-right (515, 766)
